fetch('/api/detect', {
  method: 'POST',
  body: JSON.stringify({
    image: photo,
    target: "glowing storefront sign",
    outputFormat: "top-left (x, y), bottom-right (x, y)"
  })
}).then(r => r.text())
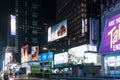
top-left (99, 14), bottom-right (120, 54)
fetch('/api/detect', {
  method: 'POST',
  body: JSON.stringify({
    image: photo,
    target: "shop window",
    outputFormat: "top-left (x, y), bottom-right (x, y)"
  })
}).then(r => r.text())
top-left (104, 54), bottom-right (120, 75)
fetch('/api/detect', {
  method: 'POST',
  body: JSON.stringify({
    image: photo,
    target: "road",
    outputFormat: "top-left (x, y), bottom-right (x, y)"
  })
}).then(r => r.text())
top-left (0, 74), bottom-right (47, 80)
top-left (0, 74), bottom-right (119, 80)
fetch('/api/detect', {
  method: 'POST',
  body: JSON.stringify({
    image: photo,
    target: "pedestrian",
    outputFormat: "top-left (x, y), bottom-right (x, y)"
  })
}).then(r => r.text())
top-left (28, 73), bottom-right (30, 79)
top-left (15, 72), bottom-right (17, 77)
top-left (3, 72), bottom-right (9, 80)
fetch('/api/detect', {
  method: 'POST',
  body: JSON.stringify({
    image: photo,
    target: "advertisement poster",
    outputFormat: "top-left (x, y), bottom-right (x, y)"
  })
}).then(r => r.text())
top-left (99, 14), bottom-right (120, 54)
top-left (5, 52), bottom-right (12, 65)
top-left (21, 45), bottom-right (28, 63)
top-left (48, 19), bottom-right (67, 42)
top-left (54, 52), bottom-right (68, 65)
top-left (31, 46), bottom-right (39, 61)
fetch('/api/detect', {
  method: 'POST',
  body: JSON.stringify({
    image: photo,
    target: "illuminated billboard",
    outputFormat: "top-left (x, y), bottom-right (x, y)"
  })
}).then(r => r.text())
top-left (11, 15), bottom-right (16, 35)
top-left (5, 52), bottom-right (13, 65)
top-left (89, 18), bottom-right (99, 45)
top-left (41, 53), bottom-right (48, 61)
top-left (68, 45), bottom-right (98, 65)
top-left (68, 45), bottom-right (87, 65)
top-left (31, 46), bottom-right (39, 61)
top-left (48, 19), bottom-right (67, 42)
top-left (54, 52), bottom-right (68, 65)
top-left (48, 52), bottom-right (53, 61)
top-left (99, 14), bottom-right (120, 54)
top-left (21, 45), bottom-right (28, 63)
top-left (39, 52), bottom-right (53, 61)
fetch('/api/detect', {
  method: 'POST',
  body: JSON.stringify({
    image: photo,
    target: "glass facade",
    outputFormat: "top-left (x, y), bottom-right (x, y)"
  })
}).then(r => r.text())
top-left (104, 53), bottom-right (120, 75)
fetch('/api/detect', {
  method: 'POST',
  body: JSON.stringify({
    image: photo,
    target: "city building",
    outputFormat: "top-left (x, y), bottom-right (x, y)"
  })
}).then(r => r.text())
top-left (48, 0), bottom-right (101, 77)
top-left (49, 0), bottom-right (101, 52)
top-left (15, 0), bottom-right (47, 62)
top-left (100, 0), bottom-right (120, 77)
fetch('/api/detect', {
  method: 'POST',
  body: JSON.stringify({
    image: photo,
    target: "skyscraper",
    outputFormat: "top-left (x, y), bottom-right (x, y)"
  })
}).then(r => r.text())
top-left (49, 0), bottom-right (100, 52)
top-left (15, 0), bottom-right (45, 62)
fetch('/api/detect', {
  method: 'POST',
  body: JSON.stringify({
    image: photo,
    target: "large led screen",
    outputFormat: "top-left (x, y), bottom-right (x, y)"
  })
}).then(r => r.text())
top-left (54, 52), bottom-right (68, 65)
top-left (5, 52), bottom-right (13, 65)
top-left (68, 45), bottom-right (98, 65)
top-left (48, 52), bottom-right (53, 61)
top-left (41, 53), bottom-right (48, 61)
top-left (48, 19), bottom-right (67, 42)
top-left (104, 54), bottom-right (120, 67)
top-left (84, 53), bottom-right (97, 64)
top-left (104, 54), bottom-right (120, 75)
top-left (99, 14), bottom-right (120, 54)
top-left (38, 55), bottom-right (42, 61)
top-left (31, 46), bottom-right (39, 61)
top-left (68, 45), bottom-right (87, 65)
top-left (21, 45), bottom-right (28, 63)
top-left (39, 52), bottom-right (53, 61)
top-left (11, 15), bottom-right (16, 35)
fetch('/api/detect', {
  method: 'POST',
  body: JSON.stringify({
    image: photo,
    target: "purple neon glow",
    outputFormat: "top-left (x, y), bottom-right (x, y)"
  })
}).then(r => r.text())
top-left (99, 14), bottom-right (120, 54)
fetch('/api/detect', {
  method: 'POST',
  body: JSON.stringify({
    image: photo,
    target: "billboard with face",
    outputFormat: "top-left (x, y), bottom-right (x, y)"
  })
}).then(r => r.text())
top-left (99, 14), bottom-right (120, 54)
top-left (21, 45), bottom-right (28, 63)
top-left (48, 20), bottom-right (67, 42)
top-left (31, 46), bottom-right (39, 61)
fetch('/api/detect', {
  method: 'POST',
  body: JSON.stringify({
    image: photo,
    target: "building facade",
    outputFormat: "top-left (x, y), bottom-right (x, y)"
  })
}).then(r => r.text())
top-left (48, 0), bottom-right (101, 77)
top-left (15, 0), bottom-right (45, 62)
top-left (100, 0), bottom-right (120, 76)
top-left (49, 0), bottom-right (101, 53)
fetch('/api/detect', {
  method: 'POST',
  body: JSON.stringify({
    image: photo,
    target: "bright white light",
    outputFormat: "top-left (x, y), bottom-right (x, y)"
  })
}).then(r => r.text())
top-left (11, 15), bottom-right (16, 35)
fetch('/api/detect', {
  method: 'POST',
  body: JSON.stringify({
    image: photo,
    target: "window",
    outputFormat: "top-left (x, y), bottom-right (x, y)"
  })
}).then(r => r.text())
top-left (104, 54), bottom-right (120, 75)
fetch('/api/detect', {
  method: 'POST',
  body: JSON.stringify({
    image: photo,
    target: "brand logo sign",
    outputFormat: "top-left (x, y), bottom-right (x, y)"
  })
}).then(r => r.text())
top-left (99, 14), bottom-right (120, 54)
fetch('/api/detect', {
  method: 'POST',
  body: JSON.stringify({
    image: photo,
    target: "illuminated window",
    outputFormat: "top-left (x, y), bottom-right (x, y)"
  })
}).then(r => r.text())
top-left (32, 12), bottom-right (37, 17)
top-left (32, 30), bottom-right (38, 34)
top-left (32, 38), bottom-right (37, 43)
top-left (32, 21), bottom-right (37, 26)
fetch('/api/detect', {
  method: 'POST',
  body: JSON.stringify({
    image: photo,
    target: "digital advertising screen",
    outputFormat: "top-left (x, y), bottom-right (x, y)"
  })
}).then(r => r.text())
top-left (54, 52), bottom-right (68, 65)
top-left (39, 52), bottom-right (53, 62)
top-left (104, 54), bottom-right (120, 75)
top-left (68, 45), bottom-right (87, 65)
top-left (41, 53), bottom-right (48, 61)
top-left (11, 15), bottom-right (16, 35)
top-left (48, 52), bottom-right (53, 61)
top-left (21, 45), bottom-right (28, 63)
top-left (99, 14), bottom-right (120, 54)
top-left (84, 53), bottom-right (97, 64)
top-left (48, 19), bottom-right (67, 42)
top-left (68, 45), bottom-right (98, 65)
top-left (31, 46), bottom-right (39, 61)
top-left (104, 54), bottom-right (120, 67)
top-left (5, 52), bottom-right (13, 65)
top-left (38, 55), bottom-right (42, 61)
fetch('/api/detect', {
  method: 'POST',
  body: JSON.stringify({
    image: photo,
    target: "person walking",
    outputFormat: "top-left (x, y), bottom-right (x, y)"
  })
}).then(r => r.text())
top-left (3, 72), bottom-right (9, 80)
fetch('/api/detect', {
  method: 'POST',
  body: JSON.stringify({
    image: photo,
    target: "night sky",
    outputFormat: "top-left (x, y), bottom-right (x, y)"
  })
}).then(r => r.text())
top-left (0, 0), bottom-right (15, 44)
top-left (0, 0), bottom-right (56, 42)
top-left (0, 0), bottom-right (56, 71)
top-left (0, 0), bottom-right (15, 71)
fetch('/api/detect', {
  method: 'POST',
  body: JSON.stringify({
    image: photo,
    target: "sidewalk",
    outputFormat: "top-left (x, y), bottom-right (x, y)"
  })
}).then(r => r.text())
top-left (10, 75), bottom-right (47, 80)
